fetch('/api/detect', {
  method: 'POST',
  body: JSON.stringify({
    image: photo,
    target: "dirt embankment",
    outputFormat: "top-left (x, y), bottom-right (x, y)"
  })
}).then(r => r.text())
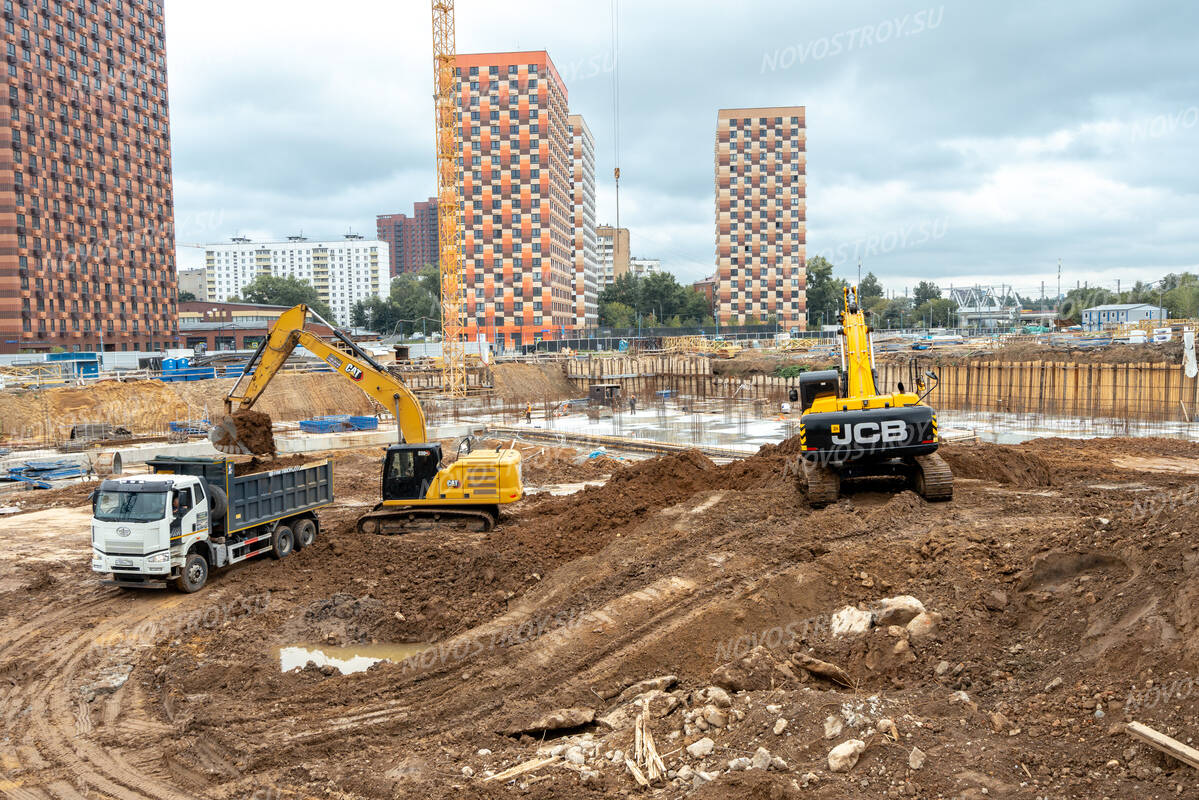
top-left (712, 352), bottom-right (837, 378)
top-left (0, 372), bottom-right (379, 441)
top-left (881, 340), bottom-right (1184, 367)
top-left (491, 362), bottom-right (580, 402)
top-left (6, 436), bottom-right (1199, 799)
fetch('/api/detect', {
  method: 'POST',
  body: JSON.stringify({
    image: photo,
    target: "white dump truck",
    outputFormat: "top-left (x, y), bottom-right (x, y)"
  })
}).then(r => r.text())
top-left (91, 455), bottom-right (333, 592)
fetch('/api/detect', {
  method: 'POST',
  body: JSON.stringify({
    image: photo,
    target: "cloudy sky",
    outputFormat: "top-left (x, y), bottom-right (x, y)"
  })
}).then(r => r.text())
top-left (167, 0), bottom-right (1199, 300)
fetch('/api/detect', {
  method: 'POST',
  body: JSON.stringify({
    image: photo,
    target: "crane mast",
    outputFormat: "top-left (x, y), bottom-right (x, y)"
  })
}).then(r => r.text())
top-left (432, 0), bottom-right (466, 396)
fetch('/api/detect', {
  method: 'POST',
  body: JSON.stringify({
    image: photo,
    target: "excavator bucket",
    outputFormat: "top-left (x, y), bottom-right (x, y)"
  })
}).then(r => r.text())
top-left (209, 411), bottom-right (277, 456)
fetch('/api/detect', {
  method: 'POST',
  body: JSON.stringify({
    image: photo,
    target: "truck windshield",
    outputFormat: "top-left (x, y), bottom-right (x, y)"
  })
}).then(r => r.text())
top-left (94, 491), bottom-right (167, 523)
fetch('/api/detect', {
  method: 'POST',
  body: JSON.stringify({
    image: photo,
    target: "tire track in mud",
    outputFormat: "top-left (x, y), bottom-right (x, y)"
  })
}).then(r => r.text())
top-left (1, 591), bottom-right (205, 800)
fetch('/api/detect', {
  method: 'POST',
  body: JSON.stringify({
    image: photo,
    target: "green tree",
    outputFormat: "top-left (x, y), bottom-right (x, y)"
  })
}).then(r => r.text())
top-left (418, 265), bottom-right (441, 302)
top-left (857, 272), bottom-right (884, 304)
top-left (912, 280), bottom-right (941, 307)
top-left (600, 301), bottom-right (636, 328)
top-left (877, 297), bottom-right (913, 329)
top-left (805, 256), bottom-right (847, 328)
top-left (598, 272), bottom-right (713, 326)
top-left (913, 297), bottom-right (958, 328)
top-left (390, 273), bottom-right (440, 336)
top-left (350, 301), bottom-right (369, 329)
top-left (178, 290), bottom-right (196, 303)
top-left (240, 274), bottom-right (336, 323)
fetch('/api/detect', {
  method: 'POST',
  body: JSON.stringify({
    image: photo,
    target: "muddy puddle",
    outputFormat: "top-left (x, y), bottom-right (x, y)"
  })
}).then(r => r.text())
top-left (277, 642), bottom-right (430, 674)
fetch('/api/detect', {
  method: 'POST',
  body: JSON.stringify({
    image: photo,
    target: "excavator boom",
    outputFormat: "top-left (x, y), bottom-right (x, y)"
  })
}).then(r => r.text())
top-left (215, 304), bottom-right (426, 451)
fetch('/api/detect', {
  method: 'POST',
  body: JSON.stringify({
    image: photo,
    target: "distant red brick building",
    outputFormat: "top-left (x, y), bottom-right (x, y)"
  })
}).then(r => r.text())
top-left (377, 197), bottom-right (439, 277)
top-left (0, 0), bottom-right (179, 353)
top-left (177, 300), bottom-right (335, 351)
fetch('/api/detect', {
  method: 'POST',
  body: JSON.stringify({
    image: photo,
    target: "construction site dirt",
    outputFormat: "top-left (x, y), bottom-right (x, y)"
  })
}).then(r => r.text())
top-left (2, 436), bottom-right (1198, 799)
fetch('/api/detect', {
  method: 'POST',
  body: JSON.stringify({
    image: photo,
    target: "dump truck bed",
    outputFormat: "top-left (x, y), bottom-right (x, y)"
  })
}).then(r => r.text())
top-left (146, 456), bottom-right (333, 534)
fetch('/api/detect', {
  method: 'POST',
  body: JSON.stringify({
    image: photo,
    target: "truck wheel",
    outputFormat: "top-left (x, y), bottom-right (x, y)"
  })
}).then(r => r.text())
top-left (271, 525), bottom-right (294, 560)
top-left (174, 553), bottom-right (208, 593)
top-left (293, 519), bottom-right (316, 550)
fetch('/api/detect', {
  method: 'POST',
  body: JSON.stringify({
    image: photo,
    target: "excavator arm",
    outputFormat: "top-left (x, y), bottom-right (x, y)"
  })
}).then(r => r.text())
top-left (218, 304), bottom-right (427, 450)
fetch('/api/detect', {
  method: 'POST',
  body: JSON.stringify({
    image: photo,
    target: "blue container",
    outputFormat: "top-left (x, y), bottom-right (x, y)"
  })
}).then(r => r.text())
top-left (163, 358), bottom-right (178, 371)
top-left (177, 357), bottom-right (190, 369)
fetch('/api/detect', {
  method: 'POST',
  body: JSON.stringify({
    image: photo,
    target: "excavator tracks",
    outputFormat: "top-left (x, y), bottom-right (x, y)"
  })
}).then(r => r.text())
top-left (356, 505), bottom-right (497, 535)
top-left (913, 452), bottom-right (954, 501)
top-left (802, 460), bottom-right (841, 508)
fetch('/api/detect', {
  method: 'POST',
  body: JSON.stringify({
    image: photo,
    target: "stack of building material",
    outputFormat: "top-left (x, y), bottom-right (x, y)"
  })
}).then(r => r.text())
top-left (297, 415), bottom-right (379, 434)
top-left (2, 459), bottom-right (86, 489)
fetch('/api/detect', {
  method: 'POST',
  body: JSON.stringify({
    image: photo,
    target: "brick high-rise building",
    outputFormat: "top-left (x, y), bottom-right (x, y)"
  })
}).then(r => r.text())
top-left (714, 106), bottom-right (806, 328)
top-left (569, 113), bottom-right (597, 329)
top-left (0, 0), bottom-right (178, 353)
top-left (376, 197), bottom-right (438, 277)
top-left (596, 224), bottom-right (629, 287)
top-left (455, 51), bottom-right (574, 347)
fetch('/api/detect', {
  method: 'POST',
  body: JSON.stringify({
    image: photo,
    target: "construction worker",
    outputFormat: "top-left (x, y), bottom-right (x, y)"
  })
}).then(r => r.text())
top-left (628, 393), bottom-right (637, 414)
top-left (525, 402), bottom-right (532, 424)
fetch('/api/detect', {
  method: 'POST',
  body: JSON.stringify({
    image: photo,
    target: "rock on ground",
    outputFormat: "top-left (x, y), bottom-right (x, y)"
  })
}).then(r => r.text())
top-left (828, 739), bottom-right (866, 772)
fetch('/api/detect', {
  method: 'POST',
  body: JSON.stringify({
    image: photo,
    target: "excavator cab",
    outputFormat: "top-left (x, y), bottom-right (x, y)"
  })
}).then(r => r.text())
top-left (383, 444), bottom-right (443, 501)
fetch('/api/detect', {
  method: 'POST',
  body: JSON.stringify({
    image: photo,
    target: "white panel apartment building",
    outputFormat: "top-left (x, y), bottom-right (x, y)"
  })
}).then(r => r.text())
top-left (204, 235), bottom-right (389, 326)
top-left (570, 114), bottom-right (599, 328)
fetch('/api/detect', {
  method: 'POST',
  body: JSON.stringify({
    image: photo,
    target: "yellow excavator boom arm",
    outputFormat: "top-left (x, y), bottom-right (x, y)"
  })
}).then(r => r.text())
top-left (224, 304), bottom-right (428, 444)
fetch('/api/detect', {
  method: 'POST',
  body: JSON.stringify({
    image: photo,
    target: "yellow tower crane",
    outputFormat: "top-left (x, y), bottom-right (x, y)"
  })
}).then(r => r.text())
top-left (431, 0), bottom-right (466, 396)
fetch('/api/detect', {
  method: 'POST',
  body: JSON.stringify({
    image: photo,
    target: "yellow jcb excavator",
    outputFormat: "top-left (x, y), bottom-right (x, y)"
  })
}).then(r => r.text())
top-left (209, 304), bottom-right (523, 532)
top-left (796, 286), bottom-right (953, 507)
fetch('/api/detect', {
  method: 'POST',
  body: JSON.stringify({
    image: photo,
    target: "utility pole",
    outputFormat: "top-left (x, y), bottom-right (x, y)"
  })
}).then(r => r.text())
top-left (1057, 258), bottom-right (1062, 311)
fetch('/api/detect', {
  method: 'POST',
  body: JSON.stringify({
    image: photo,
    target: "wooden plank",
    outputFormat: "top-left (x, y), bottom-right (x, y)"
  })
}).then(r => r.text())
top-left (624, 758), bottom-right (650, 787)
top-left (483, 755), bottom-right (560, 783)
top-left (1125, 721), bottom-right (1199, 770)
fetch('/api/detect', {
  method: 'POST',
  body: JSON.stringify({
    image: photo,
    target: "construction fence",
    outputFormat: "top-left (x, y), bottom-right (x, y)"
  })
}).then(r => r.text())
top-left (566, 355), bottom-right (1199, 424)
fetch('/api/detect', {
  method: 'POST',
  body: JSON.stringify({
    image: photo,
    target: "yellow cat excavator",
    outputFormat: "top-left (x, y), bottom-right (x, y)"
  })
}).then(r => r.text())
top-left (796, 286), bottom-right (953, 507)
top-left (209, 304), bottom-right (522, 532)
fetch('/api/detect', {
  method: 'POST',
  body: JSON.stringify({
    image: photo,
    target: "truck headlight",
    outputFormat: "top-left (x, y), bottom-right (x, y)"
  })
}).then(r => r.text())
top-left (147, 553), bottom-right (169, 564)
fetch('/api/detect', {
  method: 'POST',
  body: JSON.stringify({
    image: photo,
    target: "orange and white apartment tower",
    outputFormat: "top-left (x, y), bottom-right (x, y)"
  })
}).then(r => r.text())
top-left (455, 51), bottom-right (590, 347)
top-left (0, 0), bottom-right (178, 353)
top-left (714, 106), bottom-right (806, 328)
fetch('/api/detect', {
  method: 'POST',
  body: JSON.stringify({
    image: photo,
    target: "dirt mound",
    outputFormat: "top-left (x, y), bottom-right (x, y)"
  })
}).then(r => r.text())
top-left (232, 454), bottom-right (316, 476)
top-left (712, 352), bottom-right (835, 377)
top-left (513, 449), bottom-right (717, 562)
top-left (520, 447), bottom-right (618, 485)
top-left (492, 363), bottom-right (580, 402)
top-left (940, 441), bottom-right (1053, 486)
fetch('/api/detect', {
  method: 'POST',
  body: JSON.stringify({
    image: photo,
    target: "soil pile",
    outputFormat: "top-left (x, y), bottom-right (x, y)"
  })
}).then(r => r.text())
top-left (232, 454), bottom-right (316, 477)
top-left (492, 363), bottom-right (580, 402)
top-left (512, 449), bottom-right (717, 562)
top-left (940, 440), bottom-right (1054, 486)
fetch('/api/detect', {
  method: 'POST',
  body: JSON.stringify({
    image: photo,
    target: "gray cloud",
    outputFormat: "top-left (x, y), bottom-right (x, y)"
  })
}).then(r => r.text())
top-left (168, 0), bottom-right (1199, 297)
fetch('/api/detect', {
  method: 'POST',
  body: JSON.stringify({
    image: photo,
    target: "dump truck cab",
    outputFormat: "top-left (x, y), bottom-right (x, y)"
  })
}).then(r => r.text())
top-left (90, 474), bottom-right (211, 585)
